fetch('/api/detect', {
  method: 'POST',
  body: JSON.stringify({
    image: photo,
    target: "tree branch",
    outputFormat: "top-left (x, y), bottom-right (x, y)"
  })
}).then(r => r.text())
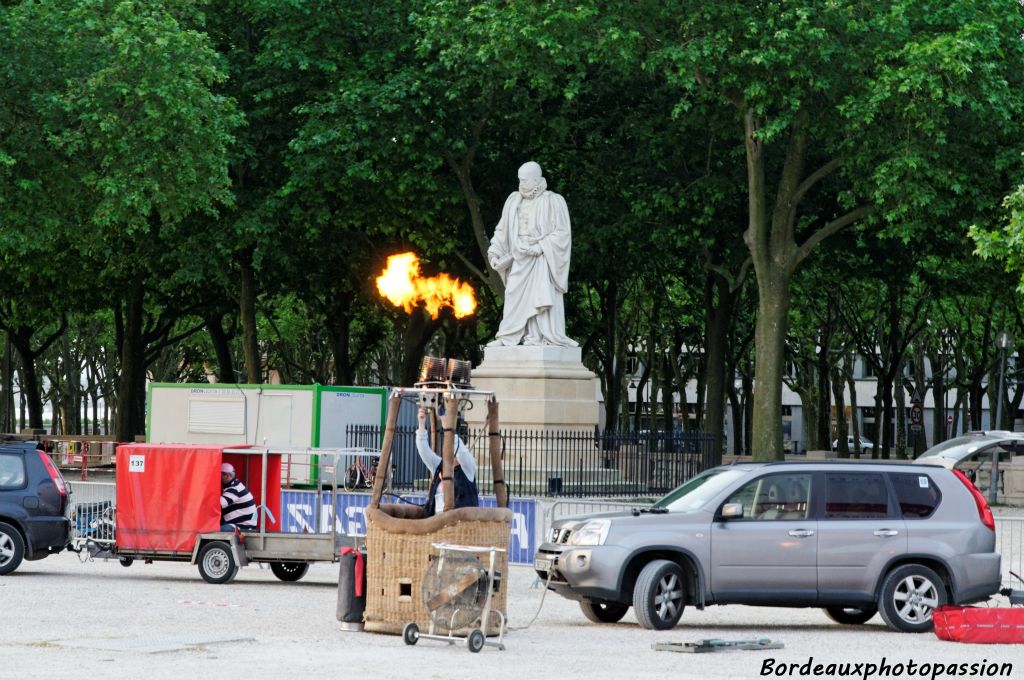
top-left (786, 158), bottom-right (840, 228)
top-left (143, 321), bottom-right (206, 364)
top-left (32, 316), bottom-right (69, 360)
top-left (452, 249), bottom-right (488, 284)
top-left (795, 205), bottom-right (876, 268)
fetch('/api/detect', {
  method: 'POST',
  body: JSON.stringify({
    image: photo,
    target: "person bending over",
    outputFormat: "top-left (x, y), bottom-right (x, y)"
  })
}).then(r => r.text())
top-left (416, 408), bottom-right (479, 516)
top-left (220, 463), bottom-right (257, 531)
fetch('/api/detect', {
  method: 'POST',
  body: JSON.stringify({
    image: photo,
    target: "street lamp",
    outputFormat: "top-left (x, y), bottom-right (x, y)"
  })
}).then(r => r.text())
top-left (990, 329), bottom-right (1013, 505)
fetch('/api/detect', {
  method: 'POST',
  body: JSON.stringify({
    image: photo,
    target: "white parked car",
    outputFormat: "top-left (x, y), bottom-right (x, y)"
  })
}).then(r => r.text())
top-left (831, 435), bottom-right (874, 455)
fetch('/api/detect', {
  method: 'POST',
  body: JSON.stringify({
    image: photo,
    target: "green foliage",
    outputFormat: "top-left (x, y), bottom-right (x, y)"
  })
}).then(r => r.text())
top-left (2, 0), bottom-right (1024, 445)
top-left (971, 185), bottom-right (1024, 291)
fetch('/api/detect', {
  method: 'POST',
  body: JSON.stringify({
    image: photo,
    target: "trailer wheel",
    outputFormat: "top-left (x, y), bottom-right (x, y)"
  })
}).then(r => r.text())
top-left (119, 556), bottom-right (134, 568)
top-left (198, 541), bottom-right (238, 584)
top-left (270, 561), bottom-right (309, 582)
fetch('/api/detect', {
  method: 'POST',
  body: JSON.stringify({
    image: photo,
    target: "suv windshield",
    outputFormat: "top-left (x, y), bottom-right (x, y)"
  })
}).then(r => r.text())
top-left (652, 468), bottom-right (749, 512)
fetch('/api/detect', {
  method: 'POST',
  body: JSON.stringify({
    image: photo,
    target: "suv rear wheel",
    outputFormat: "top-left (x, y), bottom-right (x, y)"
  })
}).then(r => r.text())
top-left (823, 605), bottom-right (877, 625)
top-left (878, 564), bottom-right (946, 633)
top-left (0, 521), bottom-right (25, 575)
top-left (580, 599), bottom-right (629, 623)
top-left (632, 559), bottom-right (685, 630)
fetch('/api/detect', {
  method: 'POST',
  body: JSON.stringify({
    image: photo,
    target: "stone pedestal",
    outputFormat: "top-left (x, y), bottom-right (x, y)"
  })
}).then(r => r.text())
top-left (465, 345), bottom-right (600, 430)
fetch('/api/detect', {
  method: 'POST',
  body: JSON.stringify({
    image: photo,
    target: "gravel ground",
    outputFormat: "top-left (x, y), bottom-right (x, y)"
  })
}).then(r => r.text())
top-left (2, 551), bottom-right (1023, 680)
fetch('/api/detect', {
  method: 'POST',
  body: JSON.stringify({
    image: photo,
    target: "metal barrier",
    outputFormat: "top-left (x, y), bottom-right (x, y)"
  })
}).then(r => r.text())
top-left (997, 517), bottom-right (1023, 587)
top-left (549, 499), bottom-right (640, 524)
top-left (66, 481), bottom-right (116, 543)
top-left (346, 425), bottom-right (717, 498)
top-left (541, 499), bottom-right (640, 543)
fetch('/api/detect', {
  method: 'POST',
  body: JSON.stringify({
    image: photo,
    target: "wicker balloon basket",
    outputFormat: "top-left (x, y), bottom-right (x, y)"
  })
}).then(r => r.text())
top-left (363, 392), bottom-right (512, 635)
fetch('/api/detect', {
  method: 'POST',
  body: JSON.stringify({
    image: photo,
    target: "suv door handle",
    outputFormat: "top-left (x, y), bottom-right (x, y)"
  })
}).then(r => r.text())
top-left (873, 529), bottom-right (899, 537)
top-left (787, 529), bottom-right (815, 538)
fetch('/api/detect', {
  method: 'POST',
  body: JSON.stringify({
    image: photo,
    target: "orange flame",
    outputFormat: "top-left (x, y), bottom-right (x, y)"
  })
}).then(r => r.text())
top-left (376, 252), bottom-right (476, 319)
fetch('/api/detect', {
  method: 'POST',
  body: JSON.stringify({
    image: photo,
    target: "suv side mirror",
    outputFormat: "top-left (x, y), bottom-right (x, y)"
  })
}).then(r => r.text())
top-left (720, 503), bottom-right (743, 519)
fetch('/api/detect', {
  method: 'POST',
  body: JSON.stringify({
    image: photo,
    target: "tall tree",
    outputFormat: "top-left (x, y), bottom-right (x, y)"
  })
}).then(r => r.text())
top-left (47, 0), bottom-right (240, 439)
top-left (648, 0), bottom-right (1024, 458)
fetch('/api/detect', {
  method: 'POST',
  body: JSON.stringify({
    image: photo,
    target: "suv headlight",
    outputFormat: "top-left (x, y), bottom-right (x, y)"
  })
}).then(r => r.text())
top-left (568, 519), bottom-right (611, 546)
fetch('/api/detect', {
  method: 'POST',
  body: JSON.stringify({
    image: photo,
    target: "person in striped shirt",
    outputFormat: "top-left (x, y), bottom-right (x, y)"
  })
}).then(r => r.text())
top-left (220, 463), bottom-right (257, 531)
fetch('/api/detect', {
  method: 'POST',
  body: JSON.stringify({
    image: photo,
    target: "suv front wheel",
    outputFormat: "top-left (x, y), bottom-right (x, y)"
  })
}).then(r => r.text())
top-left (632, 559), bottom-right (686, 630)
top-left (877, 564), bottom-right (947, 633)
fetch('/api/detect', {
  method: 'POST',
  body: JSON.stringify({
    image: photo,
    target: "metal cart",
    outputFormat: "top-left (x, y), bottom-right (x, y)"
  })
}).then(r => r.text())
top-left (401, 543), bottom-right (507, 653)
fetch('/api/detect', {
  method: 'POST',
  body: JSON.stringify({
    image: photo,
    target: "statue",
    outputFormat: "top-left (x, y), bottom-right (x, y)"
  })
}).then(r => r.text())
top-left (487, 162), bottom-right (577, 347)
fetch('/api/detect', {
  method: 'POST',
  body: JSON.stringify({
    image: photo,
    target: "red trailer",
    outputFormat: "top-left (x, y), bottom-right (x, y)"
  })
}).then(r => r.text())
top-left (113, 443), bottom-right (359, 583)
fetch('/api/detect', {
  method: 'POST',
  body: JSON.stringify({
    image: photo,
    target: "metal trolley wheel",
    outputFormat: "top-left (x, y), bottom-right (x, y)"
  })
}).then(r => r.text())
top-left (466, 629), bottom-right (485, 653)
top-left (402, 622), bottom-right (420, 646)
top-left (197, 541), bottom-right (239, 585)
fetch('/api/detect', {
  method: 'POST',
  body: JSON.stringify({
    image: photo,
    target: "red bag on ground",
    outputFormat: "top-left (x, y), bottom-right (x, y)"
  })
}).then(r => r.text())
top-left (932, 605), bottom-right (1024, 644)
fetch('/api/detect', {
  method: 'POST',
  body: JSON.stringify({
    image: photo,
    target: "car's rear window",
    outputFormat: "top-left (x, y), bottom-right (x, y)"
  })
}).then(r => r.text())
top-left (824, 472), bottom-right (890, 519)
top-left (889, 472), bottom-right (941, 519)
top-left (0, 453), bottom-right (25, 489)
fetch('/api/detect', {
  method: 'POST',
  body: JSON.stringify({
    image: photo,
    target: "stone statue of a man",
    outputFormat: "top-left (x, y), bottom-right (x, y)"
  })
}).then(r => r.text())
top-left (487, 162), bottom-right (577, 347)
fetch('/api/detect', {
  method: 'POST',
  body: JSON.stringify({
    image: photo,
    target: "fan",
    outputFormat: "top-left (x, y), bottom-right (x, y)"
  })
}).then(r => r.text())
top-left (421, 551), bottom-right (490, 632)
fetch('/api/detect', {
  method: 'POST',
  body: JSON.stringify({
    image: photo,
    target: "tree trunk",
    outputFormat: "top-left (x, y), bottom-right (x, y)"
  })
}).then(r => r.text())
top-left (600, 281), bottom-right (622, 433)
top-left (62, 335), bottom-right (80, 435)
top-left (929, 351), bottom-right (947, 445)
top-left (205, 313), bottom-right (235, 383)
top-left (911, 349), bottom-right (928, 456)
top-left (750, 277), bottom-right (791, 460)
top-left (22, 360), bottom-right (43, 430)
top-left (879, 374), bottom-right (896, 459)
top-left (895, 380), bottom-right (907, 459)
top-left (632, 361), bottom-right (649, 433)
top-left (400, 308), bottom-right (442, 386)
top-left (816, 341), bottom-right (831, 448)
top-left (115, 278), bottom-right (147, 442)
top-left (327, 295), bottom-right (353, 385)
top-left (9, 332), bottom-right (45, 430)
top-left (448, 153), bottom-right (505, 299)
top-left (661, 354), bottom-right (675, 434)
top-left (727, 388), bottom-right (742, 456)
top-left (238, 246), bottom-right (261, 384)
top-left (1, 334), bottom-right (12, 433)
top-left (831, 363), bottom-right (849, 458)
top-left (742, 372), bottom-right (754, 456)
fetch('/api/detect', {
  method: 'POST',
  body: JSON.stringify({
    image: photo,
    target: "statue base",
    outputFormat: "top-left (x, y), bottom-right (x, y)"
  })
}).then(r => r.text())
top-left (465, 345), bottom-right (600, 430)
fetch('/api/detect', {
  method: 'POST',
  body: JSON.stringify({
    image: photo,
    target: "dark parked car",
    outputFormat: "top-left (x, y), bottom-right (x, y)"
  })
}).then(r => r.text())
top-left (0, 442), bottom-right (71, 574)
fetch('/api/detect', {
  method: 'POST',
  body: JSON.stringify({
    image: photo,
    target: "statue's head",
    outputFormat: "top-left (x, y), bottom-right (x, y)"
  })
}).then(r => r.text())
top-left (518, 161), bottom-right (546, 199)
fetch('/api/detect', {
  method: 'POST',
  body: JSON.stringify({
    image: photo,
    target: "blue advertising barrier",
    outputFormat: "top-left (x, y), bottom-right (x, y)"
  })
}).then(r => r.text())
top-left (280, 490), bottom-right (537, 565)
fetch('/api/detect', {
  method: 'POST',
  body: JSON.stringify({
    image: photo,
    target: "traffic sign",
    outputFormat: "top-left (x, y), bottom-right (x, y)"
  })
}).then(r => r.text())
top-left (910, 403), bottom-right (923, 432)
top-left (947, 414), bottom-right (954, 425)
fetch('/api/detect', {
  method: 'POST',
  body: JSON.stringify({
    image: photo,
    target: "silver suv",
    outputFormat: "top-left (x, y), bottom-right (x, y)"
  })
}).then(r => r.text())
top-left (534, 461), bottom-right (1000, 633)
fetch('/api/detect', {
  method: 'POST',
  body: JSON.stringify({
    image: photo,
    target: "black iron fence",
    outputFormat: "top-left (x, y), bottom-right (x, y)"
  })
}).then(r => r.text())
top-left (345, 425), bottom-right (717, 498)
